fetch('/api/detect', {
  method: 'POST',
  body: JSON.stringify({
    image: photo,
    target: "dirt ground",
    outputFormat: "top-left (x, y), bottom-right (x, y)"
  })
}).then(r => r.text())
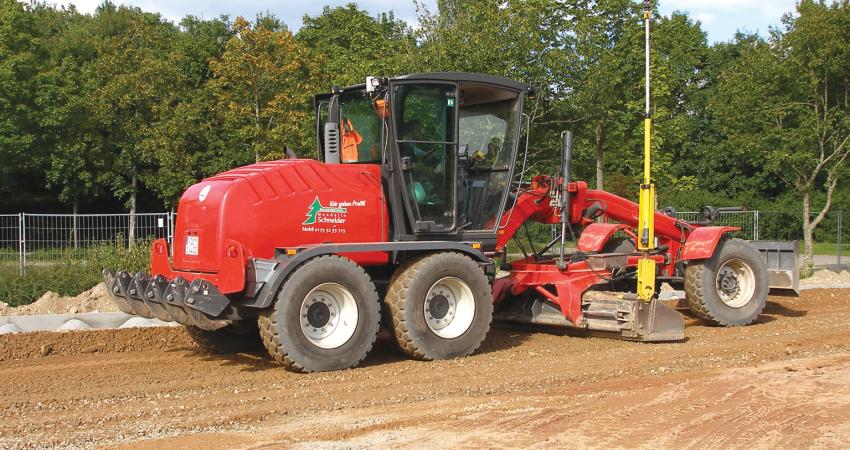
top-left (2, 289), bottom-right (850, 449)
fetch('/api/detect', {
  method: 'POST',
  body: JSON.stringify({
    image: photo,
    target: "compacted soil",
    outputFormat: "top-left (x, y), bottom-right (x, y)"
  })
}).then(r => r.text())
top-left (2, 289), bottom-right (850, 449)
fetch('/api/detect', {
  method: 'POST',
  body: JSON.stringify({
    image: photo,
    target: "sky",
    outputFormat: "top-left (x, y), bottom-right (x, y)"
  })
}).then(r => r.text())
top-left (49, 0), bottom-right (800, 43)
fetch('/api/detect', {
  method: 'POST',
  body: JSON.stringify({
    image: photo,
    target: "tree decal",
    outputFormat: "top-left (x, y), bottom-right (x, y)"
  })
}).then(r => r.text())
top-left (304, 196), bottom-right (323, 225)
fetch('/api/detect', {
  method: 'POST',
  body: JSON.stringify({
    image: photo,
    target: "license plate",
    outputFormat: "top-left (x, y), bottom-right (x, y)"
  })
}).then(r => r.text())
top-left (185, 236), bottom-right (199, 256)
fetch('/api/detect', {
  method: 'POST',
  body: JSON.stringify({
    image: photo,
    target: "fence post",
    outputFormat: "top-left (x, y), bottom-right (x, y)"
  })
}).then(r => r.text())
top-left (18, 213), bottom-right (25, 277)
top-left (72, 209), bottom-right (78, 249)
top-left (168, 211), bottom-right (174, 244)
top-left (753, 210), bottom-right (760, 241)
top-left (838, 211), bottom-right (842, 266)
top-left (168, 211), bottom-right (175, 257)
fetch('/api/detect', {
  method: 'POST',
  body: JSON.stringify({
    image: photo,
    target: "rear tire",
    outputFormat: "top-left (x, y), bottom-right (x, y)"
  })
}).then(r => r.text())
top-left (186, 321), bottom-right (261, 354)
top-left (385, 252), bottom-right (492, 360)
top-left (258, 255), bottom-right (380, 373)
top-left (685, 238), bottom-right (768, 326)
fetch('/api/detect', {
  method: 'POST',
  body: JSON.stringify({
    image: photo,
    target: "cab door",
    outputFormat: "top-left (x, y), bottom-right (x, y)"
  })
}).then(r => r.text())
top-left (391, 82), bottom-right (459, 233)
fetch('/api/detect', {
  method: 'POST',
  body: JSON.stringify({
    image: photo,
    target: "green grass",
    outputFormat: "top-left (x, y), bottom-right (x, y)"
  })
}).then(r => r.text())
top-left (0, 238), bottom-right (152, 307)
top-left (0, 263), bottom-right (101, 307)
top-left (805, 242), bottom-right (850, 255)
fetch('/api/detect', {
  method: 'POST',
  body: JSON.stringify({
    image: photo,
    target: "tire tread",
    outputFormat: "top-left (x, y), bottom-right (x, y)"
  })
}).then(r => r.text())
top-left (258, 255), bottom-right (380, 373)
top-left (385, 252), bottom-right (492, 361)
top-left (684, 238), bottom-right (767, 327)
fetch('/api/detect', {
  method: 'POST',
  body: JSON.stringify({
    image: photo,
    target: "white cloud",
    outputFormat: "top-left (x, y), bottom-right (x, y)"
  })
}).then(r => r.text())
top-left (660, 0), bottom-right (797, 41)
top-left (692, 12), bottom-right (717, 25)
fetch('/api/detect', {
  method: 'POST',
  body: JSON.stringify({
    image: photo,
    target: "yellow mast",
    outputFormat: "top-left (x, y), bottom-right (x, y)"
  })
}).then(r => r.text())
top-left (636, 0), bottom-right (656, 302)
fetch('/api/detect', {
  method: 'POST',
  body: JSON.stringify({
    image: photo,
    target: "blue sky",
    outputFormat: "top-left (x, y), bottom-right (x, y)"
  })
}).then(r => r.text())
top-left (50, 0), bottom-right (800, 43)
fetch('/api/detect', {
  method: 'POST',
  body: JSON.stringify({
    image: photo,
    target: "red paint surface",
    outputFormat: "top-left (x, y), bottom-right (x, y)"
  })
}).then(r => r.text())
top-left (151, 160), bottom-right (389, 293)
top-left (681, 226), bottom-right (740, 260)
top-left (495, 179), bottom-right (739, 325)
top-left (577, 223), bottom-right (632, 252)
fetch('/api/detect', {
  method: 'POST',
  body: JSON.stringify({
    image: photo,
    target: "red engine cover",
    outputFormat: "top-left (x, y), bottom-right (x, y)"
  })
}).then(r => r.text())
top-left (171, 160), bottom-right (389, 273)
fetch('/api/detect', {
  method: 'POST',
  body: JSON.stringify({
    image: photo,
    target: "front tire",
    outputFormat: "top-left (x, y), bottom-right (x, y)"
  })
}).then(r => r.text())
top-left (258, 255), bottom-right (381, 372)
top-left (685, 238), bottom-right (768, 326)
top-left (385, 252), bottom-right (493, 360)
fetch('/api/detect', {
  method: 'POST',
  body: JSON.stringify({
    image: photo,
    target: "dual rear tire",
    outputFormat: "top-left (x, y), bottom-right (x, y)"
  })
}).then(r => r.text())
top-left (258, 252), bottom-right (492, 372)
top-left (385, 252), bottom-right (493, 361)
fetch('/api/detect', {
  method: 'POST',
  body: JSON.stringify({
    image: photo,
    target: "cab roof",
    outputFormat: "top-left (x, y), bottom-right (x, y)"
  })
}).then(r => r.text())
top-left (395, 72), bottom-right (530, 92)
top-left (313, 72), bottom-right (531, 107)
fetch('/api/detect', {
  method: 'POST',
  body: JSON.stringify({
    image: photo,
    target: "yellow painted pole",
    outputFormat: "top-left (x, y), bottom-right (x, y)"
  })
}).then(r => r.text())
top-left (636, 0), bottom-right (657, 302)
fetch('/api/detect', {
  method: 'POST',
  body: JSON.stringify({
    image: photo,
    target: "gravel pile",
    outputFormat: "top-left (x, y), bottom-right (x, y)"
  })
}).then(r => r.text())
top-left (3, 283), bottom-right (119, 316)
top-left (802, 270), bottom-right (850, 286)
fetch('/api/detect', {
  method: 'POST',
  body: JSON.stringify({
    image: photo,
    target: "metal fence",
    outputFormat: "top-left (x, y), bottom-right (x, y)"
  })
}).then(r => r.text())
top-left (0, 209), bottom-right (846, 276)
top-left (676, 210), bottom-right (845, 266)
top-left (1, 213), bottom-right (175, 275)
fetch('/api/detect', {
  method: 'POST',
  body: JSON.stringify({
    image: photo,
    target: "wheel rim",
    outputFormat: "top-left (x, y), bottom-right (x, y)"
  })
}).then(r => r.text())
top-left (299, 283), bottom-right (358, 349)
top-left (715, 258), bottom-right (756, 308)
top-left (423, 277), bottom-right (475, 339)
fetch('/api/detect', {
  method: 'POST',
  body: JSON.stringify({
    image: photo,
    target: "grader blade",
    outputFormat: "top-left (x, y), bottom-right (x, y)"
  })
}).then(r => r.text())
top-left (583, 291), bottom-right (685, 342)
top-left (495, 291), bottom-right (684, 342)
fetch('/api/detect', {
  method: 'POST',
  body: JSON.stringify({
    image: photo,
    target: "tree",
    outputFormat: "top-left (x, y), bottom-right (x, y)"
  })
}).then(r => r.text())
top-left (140, 16), bottom-right (235, 208)
top-left (209, 16), bottom-right (320, 163)
top-left (636, 11), bottom-right (713, 198)
top-left (712, 0), bottom-right (850, 274)
top-left (665, 32), bottom-right (780, 207)
top-left (559, 0), bottom-right (643, 191)
top-left (297, 3), bottom-right (413, 88)
top-left (88, 4), bottom-right (182, 242)
top-left (0, 0), bottom-right (51, 202)
top-left (42, 7), bottom-right (108, 224)
top-left (413, 0), bottom-right (568, 175)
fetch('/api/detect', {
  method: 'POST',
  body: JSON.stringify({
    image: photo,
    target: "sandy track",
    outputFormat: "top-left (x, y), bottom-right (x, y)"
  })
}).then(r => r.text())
top-left (1, 289), bottom-right (850, 449)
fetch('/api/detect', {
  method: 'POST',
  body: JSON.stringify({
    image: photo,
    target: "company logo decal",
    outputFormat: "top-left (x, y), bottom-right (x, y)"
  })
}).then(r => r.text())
top-left (302, 197), bottom-right (367, 235)
top-left (304, 197), bottom-right (348, 225)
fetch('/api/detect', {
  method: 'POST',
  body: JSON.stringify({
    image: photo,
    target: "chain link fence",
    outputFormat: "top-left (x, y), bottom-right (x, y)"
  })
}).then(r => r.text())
top-left (1, 213), bottom-right (175, 275)
top-left (1, 209), bottom-right (846, 276)
top-left (676, 210), bottom-right (845, 266)
top-left (0, 215), bottom-right (21, 266)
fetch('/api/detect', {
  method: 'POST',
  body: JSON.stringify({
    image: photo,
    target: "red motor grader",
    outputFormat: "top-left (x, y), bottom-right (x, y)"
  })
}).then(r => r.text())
top-left (105, 72), bottom-right (768, 372)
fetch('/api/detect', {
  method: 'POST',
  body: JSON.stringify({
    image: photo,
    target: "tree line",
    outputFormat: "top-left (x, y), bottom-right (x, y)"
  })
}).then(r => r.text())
top-left (1, 0), bottom-right (848, 269)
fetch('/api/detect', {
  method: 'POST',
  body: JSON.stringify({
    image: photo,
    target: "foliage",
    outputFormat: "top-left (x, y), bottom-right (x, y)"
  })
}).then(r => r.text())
top-left (86, 236), bottom-right (153, 274)
top-left (0, 0), bottom-right (52, 200)
top-left (0, 236), bottom-right (152, 307)
top-left (0, 263), bottom-right (98, 307)
top-left (208, 17), bottom-right (320, 162)
top-left (298, 3), bottom-right (413, 88)
top-left (0, 0), bottom-right (848, 258)
top-left (710, 0), bottom-right (850, 272)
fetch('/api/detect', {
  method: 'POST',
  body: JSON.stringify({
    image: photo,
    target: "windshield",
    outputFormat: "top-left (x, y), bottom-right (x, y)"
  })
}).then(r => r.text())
top-left (457, 91), bottom-right (520, 231)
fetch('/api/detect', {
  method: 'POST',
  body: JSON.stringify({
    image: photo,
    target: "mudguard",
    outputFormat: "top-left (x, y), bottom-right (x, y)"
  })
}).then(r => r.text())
top-left (577, 223), bottom-right (632, 252)
top-left (681, 226), bottom-right (739, 260)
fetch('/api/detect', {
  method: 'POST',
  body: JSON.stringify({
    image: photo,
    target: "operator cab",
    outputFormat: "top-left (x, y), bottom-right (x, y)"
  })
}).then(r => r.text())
top-left (314, 73), bottom-right (529, 248)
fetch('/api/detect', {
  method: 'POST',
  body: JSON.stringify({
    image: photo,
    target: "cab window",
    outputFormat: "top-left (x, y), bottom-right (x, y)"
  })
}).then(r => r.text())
top-left (393, 83), bottom-right (458, 231)
top-left (339, 90), bottom-right (382, 163)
